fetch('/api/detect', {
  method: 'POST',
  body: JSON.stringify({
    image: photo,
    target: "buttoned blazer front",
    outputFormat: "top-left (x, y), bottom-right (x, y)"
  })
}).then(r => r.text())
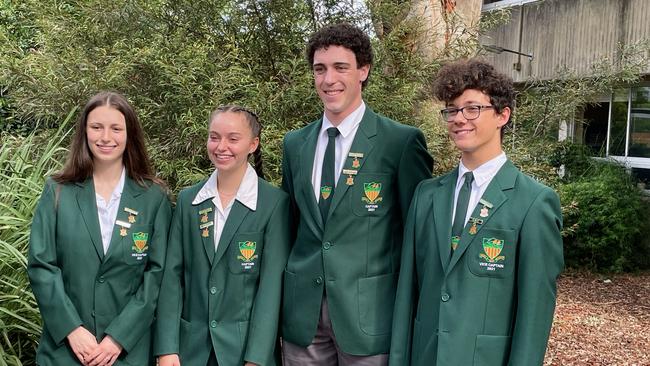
top-left (280, 108), bottom-right (433, 356)
top-left (28, 177), bottom-right (172, 366)
top-left (154, 178), bottom-right (290, 366)
top-left (390, 161), bottom-right (564, 366)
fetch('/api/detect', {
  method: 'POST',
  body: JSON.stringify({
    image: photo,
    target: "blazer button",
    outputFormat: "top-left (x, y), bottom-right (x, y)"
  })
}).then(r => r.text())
top-left (323, 242), bottom-right (331, 250)
top-left (91, 310), bottom-right (96, 317)
top-left (97, 277), bottom-right (105, 283)
top-left (210, 287), bottom-right (217, 295)
top-left (210, 320), bottom-right (218, 328)
top-left (441, 293), bottom-right (450, 302)
top-left (315, 276), bottom-right (323, 285)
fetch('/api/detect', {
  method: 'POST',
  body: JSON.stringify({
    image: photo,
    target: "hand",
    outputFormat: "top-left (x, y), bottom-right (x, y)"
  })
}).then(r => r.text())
top-left (85, 335), bottom-right (123, 366)
top-left (66, 326), bottom-right (98, 365)
top-left (244, 363), bottom-right (258, 366)
top-left (158, 354), bottom-right (181, 366)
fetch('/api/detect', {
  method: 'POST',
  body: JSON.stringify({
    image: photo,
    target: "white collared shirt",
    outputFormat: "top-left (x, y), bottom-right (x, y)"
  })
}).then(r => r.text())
top-left (96, 168), bottom-right (126, 254)
top-left (192, 164), bottom-right (258, 251)
top-left (453, 152), bottom-right (507, 227)
top-left (311, 102), bottom-right (366, 201)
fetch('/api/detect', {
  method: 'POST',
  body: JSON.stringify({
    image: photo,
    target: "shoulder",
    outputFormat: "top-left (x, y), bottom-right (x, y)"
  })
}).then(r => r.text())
top-left (371, 110), bottom-right (422, 137)
top-left (258, 178), bottom-right (290, 204)
top-left (284, 119), bottom-right (320, 144)
top-left (176, 178), bottom-right (209, 205)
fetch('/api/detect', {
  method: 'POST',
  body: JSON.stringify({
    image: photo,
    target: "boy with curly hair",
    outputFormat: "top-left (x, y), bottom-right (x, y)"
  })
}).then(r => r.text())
top-left (281, 23), bottom-right (433, 365)
top-left (390, 59), bottom-right (563, 366)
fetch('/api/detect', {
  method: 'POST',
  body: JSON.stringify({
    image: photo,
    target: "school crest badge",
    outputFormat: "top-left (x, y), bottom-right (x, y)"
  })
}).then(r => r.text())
top-left (479, 237), bottom-right (505, 263)
top-left (237, 241), bottom-right (258, 262)
top-left (320, 186), bottom-right (332, 200)
top-left (361, 182), bottom-right (382, 204)
top-left (132, 232), bottom-right (149, 253)
top-left (237, 241), bottom-right (258, 270)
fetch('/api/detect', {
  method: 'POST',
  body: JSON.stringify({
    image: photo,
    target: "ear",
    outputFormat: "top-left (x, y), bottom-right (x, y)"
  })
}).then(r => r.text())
top-left (358, 64), bottom-right (370, 83)
top-left (497, 107), bottom-right (511, 128)
top-left (249, 136), bottom-right (260, 154)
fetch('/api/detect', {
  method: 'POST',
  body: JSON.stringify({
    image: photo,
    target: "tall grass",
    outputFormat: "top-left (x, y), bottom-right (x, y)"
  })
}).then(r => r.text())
top-left (0, 111), bottom-right (73, 365)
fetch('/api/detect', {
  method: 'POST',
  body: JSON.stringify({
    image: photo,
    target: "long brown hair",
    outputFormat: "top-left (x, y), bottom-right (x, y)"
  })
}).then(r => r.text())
top-left (53, 91), bottom-right (164, 187)
top-left (209, 105), bottom-right (265, 179)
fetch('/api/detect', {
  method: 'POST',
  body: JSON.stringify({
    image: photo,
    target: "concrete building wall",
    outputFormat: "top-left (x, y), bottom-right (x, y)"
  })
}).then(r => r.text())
top-left (481, 0), bottom-right (650, 82)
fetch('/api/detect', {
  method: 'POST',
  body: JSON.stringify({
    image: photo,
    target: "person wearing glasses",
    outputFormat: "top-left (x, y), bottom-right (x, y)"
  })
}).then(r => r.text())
top-left (389, 59), bottom-right (563, 366)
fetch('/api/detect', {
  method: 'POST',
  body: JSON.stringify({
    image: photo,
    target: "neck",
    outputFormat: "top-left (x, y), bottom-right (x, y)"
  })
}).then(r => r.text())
top-left (216, 164), bottom-right (248, 195)
top-left (93, 160), bottom-right (124, 183)
top-left (325, 100), bottom-right (362, 126)
top-left (461, 148), bottom-right (503, 171)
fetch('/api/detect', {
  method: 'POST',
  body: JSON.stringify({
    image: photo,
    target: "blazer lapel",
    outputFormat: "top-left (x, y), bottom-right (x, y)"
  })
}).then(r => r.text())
top-left (434, 171), bottom-right (457, 272)
top-left (76, 179), bottom-right (104, 260)
top-left (328, 109), bottom-right (376, 219)
top-left (214, 201), bottom-right (250, 266)
top-left (298, 121), bottom-right (325, 232)
top-left (104, 178), bottom-right (146, 262)
top-left (196, 200), bottom-right (216, 265)
top-left (447, 161), bottom-right (517, 273)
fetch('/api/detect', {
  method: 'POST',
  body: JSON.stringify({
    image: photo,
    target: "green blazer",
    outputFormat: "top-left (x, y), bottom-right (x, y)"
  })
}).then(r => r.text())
top-left (154, 178), bottom-right (290, 366)
top-left (28, 177), bottom-right (172, 366)
top-left (390, 161), bottom-right (564, 366)
top-left (280, 108), bottom-right (433, 356)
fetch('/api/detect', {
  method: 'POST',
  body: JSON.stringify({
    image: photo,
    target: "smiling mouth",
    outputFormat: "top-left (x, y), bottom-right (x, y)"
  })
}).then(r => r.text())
top-left (96, 145), bottom-right (117, 152)
top-left (454, 129), bottom-right (474, 135)
top-left (323, 90), bottom-right (343, 96)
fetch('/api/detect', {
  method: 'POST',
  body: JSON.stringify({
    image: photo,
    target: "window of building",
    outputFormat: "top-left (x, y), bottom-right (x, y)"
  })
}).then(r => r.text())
top-left (577, 85), bottom-right (650, 171)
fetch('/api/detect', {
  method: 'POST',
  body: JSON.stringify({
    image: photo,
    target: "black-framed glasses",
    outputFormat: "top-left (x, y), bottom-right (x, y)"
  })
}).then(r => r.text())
top-left (440, 105), bottom-right (495, 122)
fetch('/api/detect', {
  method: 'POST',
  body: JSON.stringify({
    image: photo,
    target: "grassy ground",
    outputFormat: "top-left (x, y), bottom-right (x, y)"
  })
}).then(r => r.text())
top-left (545, 271), bottom-right (650, 366)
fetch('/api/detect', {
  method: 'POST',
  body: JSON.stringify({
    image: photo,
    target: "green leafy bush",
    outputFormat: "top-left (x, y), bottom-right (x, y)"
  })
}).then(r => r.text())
top-left (0, 113), bottom-right (73, 365)
top-left (559, 161), bottom-right (647, 272)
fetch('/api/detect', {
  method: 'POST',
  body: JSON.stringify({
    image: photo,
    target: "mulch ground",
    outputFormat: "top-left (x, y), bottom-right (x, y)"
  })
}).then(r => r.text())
top-left (544, 271), bottom-right (650, 366)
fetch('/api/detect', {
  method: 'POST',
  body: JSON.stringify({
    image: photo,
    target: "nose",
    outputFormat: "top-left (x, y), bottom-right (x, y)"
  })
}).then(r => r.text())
top-left (323, 69), bottom-right (336, 84)
top-left (100, 128), bottom-right (111, 142)
top-left (450, 111), bottom-right (468, 124)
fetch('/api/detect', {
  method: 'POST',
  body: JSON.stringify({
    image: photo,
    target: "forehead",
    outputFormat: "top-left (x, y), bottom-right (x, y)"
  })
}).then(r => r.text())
top-left (87, 105), bottom-right (125, 124)
top-left (209, 111), bottom-right (250, 132)
top-left (313, 45), bottom-right (357, 64)
top-left (449, 89), bottom-right (491, 106)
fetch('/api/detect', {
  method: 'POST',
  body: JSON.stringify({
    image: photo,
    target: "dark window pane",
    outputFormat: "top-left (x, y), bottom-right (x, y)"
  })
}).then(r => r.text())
top-left (582, 102), bottom-right (609, 157)
top-left (609, 89), bottom-right (628, 156)
top-left (629, 86), bottom-right (650, 158)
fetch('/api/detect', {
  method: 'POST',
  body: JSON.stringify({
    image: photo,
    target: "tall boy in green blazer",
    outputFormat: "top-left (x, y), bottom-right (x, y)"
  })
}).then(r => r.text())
top-left (390, 59), bottom-right (563, 366)
top-left (281, 23), bottom-right (433, 365)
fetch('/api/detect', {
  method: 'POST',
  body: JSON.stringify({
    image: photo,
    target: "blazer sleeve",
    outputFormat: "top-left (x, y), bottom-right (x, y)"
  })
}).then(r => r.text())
top-left (104, 191), bottom-right (172, 352)
top-left (389, 182), bottom-right (423, 365)
top-left (244, 194), bottom-right (291, 365)
top-left (27, 180), bottom-right (84, 345)
top-left (508, 187), bottom-right (564, 365)
top-left (153, 191), bottom-right (186, 356)
top-left (397, 129), bottom-right (433, 222)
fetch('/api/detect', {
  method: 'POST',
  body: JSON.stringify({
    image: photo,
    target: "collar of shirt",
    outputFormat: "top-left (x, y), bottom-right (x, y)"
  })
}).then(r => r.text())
top-left (457, 152), bottom-right (508, 190)
top-left (320, 101), bottom-right (366, 139)
top-left (192, 163), bottom-right (258, 211)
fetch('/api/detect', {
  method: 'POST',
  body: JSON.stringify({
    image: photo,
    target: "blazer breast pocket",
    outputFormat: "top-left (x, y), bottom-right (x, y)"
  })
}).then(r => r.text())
top-left (349, 173), bottom-right (393, 217)
top-left (228, 232), bottom-right (263, 274)
top-left (466, 228), bottom-right (517, 278)
top-left (124, 224), bottom-right (153, 265)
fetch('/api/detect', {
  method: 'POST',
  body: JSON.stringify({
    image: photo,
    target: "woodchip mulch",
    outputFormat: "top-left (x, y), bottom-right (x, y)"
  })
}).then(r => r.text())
top-left (544, 271), bottom-right (650, 366)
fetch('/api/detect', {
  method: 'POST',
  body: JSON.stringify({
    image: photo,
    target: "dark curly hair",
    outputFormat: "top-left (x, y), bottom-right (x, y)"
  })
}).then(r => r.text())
top-left (433, 59), bottom-right (515, 135)
top-left (306, 23), bottom-right (373, 88)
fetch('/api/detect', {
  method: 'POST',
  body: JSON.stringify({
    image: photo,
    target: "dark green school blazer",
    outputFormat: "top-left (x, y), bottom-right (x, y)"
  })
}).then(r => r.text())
top-left (154, 178), bottom-right (290, 366)
top-left (390, 161), bottom-right (564, 366)
top-left (280, 107), bottom-right (433, 356)
top-left (27, 177), bottom-right (172, 366)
